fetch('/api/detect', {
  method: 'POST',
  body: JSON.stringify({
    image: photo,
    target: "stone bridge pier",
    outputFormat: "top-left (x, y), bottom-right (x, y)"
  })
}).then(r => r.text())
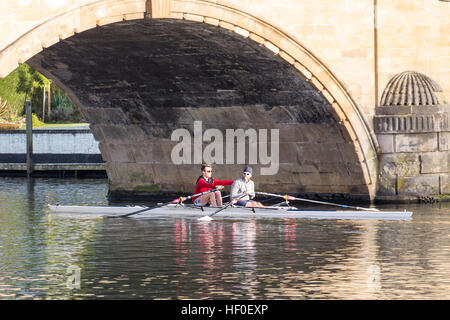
top-left (1, 0), bottom-right (449, 202)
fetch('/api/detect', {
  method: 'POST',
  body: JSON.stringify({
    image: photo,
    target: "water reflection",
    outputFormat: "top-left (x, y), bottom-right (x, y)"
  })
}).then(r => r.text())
top-left (0, 177), bottom-right (450, 299)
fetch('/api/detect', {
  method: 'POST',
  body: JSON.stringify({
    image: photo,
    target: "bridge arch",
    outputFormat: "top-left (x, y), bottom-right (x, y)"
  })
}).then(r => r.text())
top-left (0, 0), bottom-right (378, 199)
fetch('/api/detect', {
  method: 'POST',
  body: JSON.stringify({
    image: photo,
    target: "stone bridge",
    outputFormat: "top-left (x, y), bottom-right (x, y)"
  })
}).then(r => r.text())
top-left (1, 0), bottom-right (449, 202)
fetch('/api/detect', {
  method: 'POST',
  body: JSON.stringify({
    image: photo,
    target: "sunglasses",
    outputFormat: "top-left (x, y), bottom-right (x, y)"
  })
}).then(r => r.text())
top-left (205, 170), bottom-right (213, 173)
top-left (243, 172), bottom-right (251, 176)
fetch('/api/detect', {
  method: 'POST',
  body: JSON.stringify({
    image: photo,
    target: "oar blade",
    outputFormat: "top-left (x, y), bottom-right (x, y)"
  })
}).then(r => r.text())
top-left (364, 208), bottom-right (380, 212)
top-left (198, 215), bottom-right (213, 222)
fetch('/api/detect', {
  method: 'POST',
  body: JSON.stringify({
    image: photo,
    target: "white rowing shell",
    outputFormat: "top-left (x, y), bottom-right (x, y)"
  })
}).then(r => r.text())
top-left (48, 204), bottom-right (412, 220)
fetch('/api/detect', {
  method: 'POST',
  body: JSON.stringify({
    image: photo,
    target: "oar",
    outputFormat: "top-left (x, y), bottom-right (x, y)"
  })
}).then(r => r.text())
top-left (198, 192), bottom-right (248, 221)
top-left (255, 192), bottom-right (379, 212)
top-left (117, 188), bottom-right (220, 218)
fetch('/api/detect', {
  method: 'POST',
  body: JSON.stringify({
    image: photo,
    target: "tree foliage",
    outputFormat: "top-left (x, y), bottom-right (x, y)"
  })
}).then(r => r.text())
top-left (0, 63), bottom-right (84, 123)
top-left (16, 63), bottom-right (49, 99)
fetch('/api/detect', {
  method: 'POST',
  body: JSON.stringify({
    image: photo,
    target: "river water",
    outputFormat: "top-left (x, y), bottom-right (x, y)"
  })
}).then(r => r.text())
top-left (1, 177), bottom-right (450, 300)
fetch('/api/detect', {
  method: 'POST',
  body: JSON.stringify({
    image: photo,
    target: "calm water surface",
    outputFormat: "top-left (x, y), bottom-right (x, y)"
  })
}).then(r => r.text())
top-left (1, 177), bottom-right (450, 300)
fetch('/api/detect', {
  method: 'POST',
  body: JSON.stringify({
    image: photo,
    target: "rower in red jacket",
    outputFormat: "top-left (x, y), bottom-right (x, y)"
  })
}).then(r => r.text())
top-left (193, 164), bottom-right (233, 207)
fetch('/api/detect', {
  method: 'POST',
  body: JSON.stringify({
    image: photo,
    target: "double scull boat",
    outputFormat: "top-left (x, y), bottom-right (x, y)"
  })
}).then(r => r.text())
top-left (48, 203), bottom-right (412, 220)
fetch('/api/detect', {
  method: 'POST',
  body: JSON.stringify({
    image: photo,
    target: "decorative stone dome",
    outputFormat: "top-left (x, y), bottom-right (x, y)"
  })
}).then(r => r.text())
top-left (380, 71), bottom-right (448, 107)
top-left (375, 71), bottom-right (449, 133)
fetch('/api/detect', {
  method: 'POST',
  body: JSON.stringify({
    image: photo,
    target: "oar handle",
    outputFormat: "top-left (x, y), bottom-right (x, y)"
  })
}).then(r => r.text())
top-left (175, 187), bottom-right (220, 203)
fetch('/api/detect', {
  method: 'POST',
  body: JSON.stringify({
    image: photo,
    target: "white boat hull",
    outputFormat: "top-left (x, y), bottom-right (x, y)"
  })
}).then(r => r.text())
top-left (48, 204), bottom-right (412, 220)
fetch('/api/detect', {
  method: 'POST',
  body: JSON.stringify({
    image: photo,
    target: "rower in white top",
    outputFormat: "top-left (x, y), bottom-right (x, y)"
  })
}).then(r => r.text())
top-left (230, 166), bottom-right (265, 208)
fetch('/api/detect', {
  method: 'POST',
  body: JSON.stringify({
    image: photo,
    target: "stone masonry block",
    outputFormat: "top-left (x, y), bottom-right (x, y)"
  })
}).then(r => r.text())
top-left (377, 134), bottom-right (395, 153)
top-left (377, 173), bottom-right (397, 196)
top-left (339, 120), bottom-right (358, 143)
top-left (397, 175), bottom-right (440, 196)
top-left (441, 175), bottom-right (450, 194)
top-left (131, 143), bottom-right (155, 163)
top-left (271, 124), bottom-right (309, 143)
top-left (106, 143), bottom-right (136, 162)
top-left (395, 133), bottom-right (438, 153)
top-left (299, 123), bottom-right (345, 144)
top-left (439, 132), bottom-right (450, 151)
top-left (204, 17), bottom-right (219, 26)
top-left (100, 125), bottom-right (129, 143)
top-left (297, 142), bottom-right (342, 164)
top-left (183, 13), bottom-right (204, 23)
top-left (218, 21), bottom-right (234, 31)
top-left (248, 33), bottom-right (265, 44)
top-left (420, 151), bottom-right (450, 174)
top-left (277, 142), bottom-right (300, 163)
top-left (151, 0), bottom-right (171, 18)
top-left (109, 162), bottom-right (156, 188)
top-left (379, 153), bottom-right (421, 177)
top-left (278, 51), bottom-right (295, 65)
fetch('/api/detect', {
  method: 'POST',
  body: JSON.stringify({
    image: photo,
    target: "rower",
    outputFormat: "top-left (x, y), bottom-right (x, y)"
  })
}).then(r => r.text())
top-left (230, 166), bottom-right (264, 208)
top-left (193, 164), bottom-right (233, 207)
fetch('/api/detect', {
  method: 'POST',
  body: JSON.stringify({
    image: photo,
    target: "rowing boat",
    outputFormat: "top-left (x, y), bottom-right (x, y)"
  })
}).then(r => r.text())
top-left (47, 203), bottom-right (412, 220)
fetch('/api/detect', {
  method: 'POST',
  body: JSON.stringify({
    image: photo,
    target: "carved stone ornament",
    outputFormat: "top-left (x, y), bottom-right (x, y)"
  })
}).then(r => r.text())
top-left (374, 71), bottom-right (449, 133)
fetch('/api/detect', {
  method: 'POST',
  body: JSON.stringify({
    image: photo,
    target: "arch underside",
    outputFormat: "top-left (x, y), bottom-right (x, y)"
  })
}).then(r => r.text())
top-left (27, 19), bottom-right (372, 200)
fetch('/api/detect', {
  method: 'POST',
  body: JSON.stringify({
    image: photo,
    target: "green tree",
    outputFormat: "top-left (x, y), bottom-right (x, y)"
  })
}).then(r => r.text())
top-left (15, 63), bottom-right (49, 117)
top-left (16, 64), bottom-right (48, 98)
top-left (1, 63), bottom-right (84, 124)
top-left (0, 65), bottom-right (28, 117)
